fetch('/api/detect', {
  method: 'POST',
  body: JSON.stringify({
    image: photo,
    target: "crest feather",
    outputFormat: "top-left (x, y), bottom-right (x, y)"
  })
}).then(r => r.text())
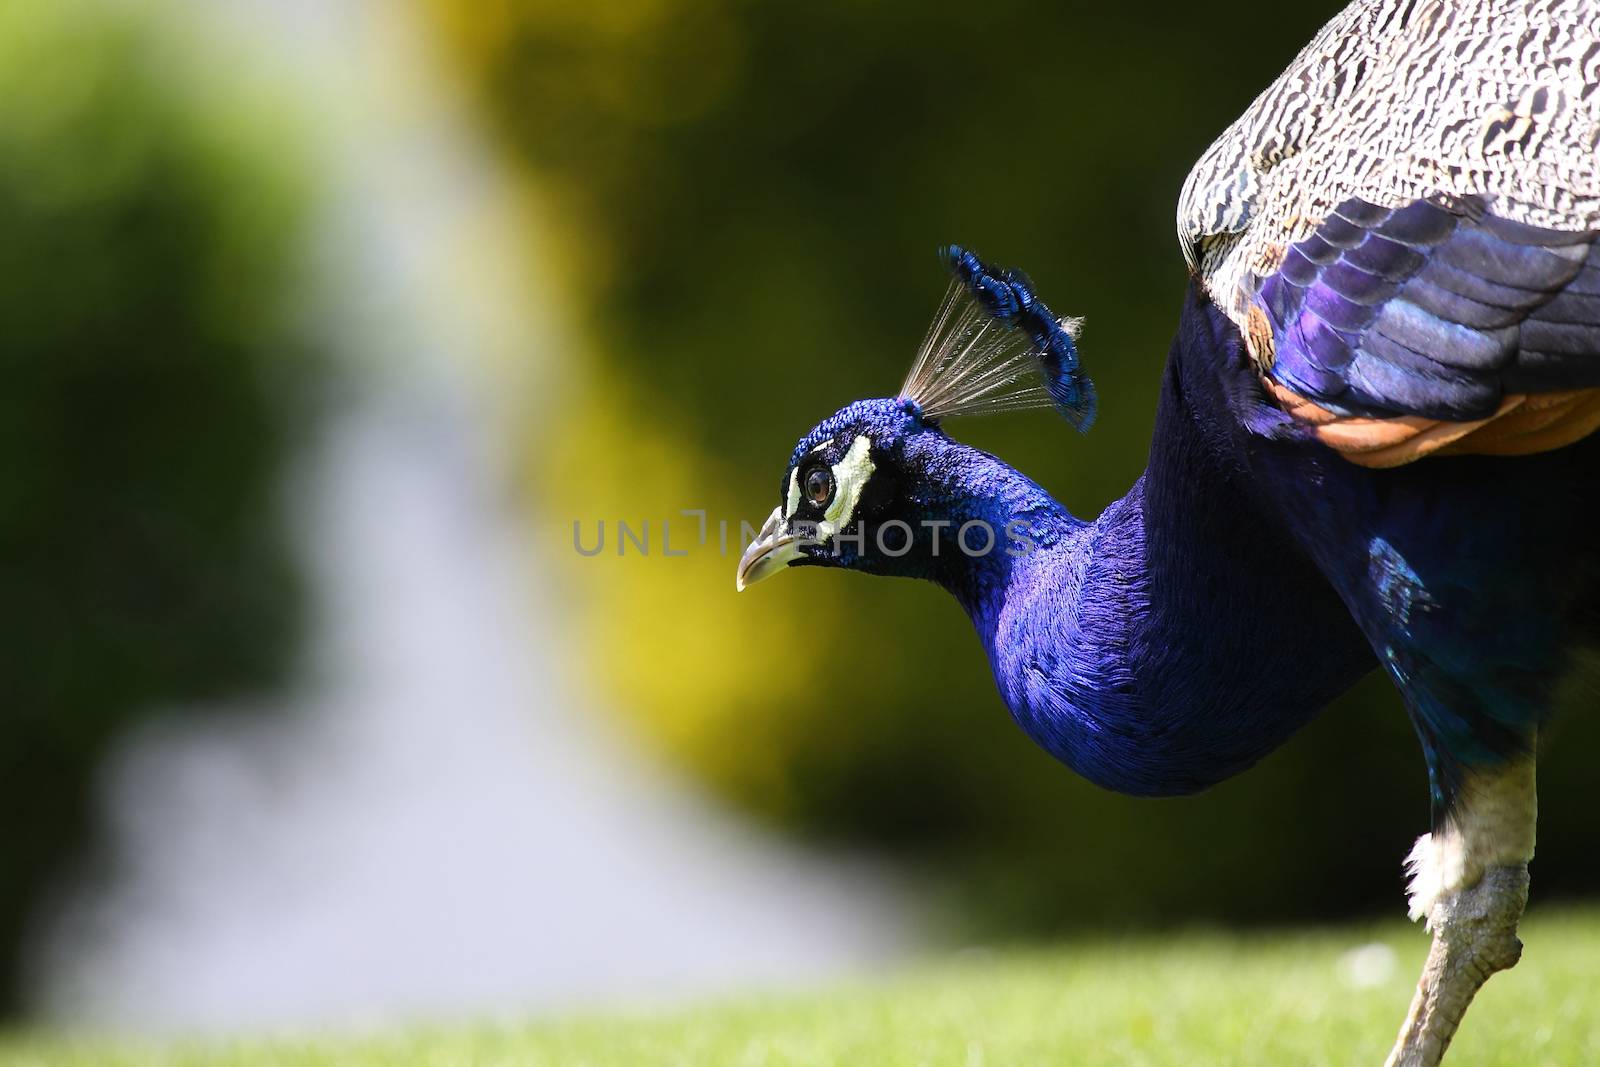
top-left (899, 246), bottom-right (1096, 430)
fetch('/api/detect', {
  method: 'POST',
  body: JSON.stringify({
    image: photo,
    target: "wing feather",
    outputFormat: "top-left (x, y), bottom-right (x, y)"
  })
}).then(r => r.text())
top-left (1178, 0), bottom-right (1600, 465)
top-left (1264, 196), bottom-right (1600, 416)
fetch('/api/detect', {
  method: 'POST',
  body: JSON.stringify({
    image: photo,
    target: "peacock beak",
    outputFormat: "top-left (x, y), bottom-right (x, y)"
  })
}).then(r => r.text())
top-left (736, 506), bottom-right (804, 591)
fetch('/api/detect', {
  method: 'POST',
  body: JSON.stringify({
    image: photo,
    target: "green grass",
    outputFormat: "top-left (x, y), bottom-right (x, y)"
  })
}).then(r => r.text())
top-left (5, 908), bottom-right (1597, 1067)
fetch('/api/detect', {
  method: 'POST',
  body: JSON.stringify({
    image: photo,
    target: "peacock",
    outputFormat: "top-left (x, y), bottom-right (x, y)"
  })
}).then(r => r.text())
top-left (736, 1), bottom-right (1600, 1063)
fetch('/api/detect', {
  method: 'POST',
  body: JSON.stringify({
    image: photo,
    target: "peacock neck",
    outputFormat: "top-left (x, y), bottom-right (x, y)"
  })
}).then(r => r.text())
top-left (940, 293), bottom-right (1374, 796)
top-left (895, 430), bottom-right (1084, 619)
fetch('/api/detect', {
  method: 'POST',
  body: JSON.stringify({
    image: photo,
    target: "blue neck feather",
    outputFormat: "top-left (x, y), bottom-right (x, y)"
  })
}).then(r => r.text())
top-left (914, 308), bottom-right (1373, 796)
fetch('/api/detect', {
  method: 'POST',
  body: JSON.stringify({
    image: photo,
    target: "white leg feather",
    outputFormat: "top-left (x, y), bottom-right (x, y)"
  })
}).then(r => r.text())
top-left (1404, 759), bottom-right (1538, 924)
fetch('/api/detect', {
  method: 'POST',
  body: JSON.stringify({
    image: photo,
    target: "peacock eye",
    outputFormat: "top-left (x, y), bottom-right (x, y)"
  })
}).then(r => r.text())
top-left (805, 467), bottom-right (833, 506)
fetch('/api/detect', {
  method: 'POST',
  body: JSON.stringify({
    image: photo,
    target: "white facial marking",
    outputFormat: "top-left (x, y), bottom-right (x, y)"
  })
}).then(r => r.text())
top-left (784, 467), bottom-right (801, 519)
top-left (808, 437), bottom-right (835, 455)
top-left (816, 435), bottom-right (874, 542)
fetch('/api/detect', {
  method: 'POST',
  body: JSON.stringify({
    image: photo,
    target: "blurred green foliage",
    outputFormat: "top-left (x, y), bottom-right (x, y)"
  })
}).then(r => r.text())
top-left (430, 0), bottom-right (1600, 935)
top-left (0, 1), bottom-right (315, 1007)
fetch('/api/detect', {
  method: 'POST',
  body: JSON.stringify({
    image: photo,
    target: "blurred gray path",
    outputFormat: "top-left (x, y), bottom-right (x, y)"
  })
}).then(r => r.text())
top-left (31, 0), bottom-right (909, 1033)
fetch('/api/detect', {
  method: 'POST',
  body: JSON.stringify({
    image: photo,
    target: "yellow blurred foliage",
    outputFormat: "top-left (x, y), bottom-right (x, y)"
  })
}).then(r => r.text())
top-left (536, 372), bottom-right (850, 819)
top-left (427, 0), bottom-right (743, 131)
top-left (429, 0), bottom-right (871, 821)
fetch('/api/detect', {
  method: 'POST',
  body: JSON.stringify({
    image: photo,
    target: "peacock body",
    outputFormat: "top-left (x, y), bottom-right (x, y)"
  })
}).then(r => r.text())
top-left (738, 2), bottom-right (1600, 1063)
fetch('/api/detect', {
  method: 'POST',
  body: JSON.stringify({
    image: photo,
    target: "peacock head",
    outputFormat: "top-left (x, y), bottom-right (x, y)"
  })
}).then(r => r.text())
top-left (737, 246), bottom-right (1096, 591)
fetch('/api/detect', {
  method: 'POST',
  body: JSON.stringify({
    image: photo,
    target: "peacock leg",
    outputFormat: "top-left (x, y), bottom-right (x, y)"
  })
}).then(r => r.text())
top-left (1383, 758), bottom-right (1536, 1067)
top-left (1383, 864), bottom-right (1528, 1067)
